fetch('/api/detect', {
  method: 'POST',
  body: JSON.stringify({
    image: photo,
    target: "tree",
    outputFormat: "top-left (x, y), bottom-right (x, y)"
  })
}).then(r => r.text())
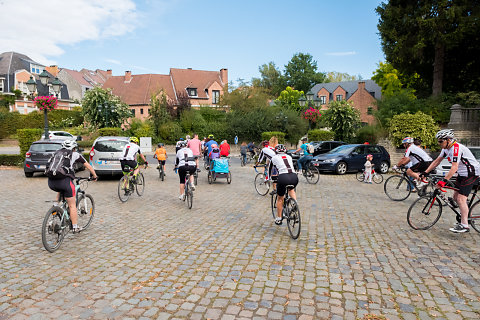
top-left (284, 53), bottom-right (326, 94)
top-left (149, 90), bottom-right (171, 137)
top-left (175, 91), bottom-right (191, 119)
top-left (275, 87), bottom-right (304, 113)
top-left (389, 111), bottom-right (439, 149)
top-left (219, 86), bottom-right (270, 113)
top-left (372, 62), bottom-right (417, 98)
top-left (82, 87), bottom-right (131, 128)
top-left (251, 62), bottom-right (287, 97)
top-left (376, 0), bottom-right (480, 96)
top-left (325, 72), bottom-right (359, 82)
top-left (322, 100), bottom-right (360, 142)
top-left (0, 89), bottom-right (23, 110)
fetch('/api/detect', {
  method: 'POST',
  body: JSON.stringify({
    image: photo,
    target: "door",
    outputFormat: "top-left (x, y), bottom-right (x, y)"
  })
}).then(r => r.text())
top-left (348, 145), bottom-right (367, 170)
top-left (366, 146), bottom-right (382, 169)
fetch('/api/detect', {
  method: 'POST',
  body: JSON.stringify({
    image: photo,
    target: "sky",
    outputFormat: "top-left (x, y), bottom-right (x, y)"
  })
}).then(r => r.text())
top-left (0, 0), bottom-right (386, 85)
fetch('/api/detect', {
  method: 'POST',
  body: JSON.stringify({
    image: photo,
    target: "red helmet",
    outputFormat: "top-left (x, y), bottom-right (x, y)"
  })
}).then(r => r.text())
top-left (262, 140), bottom-right (269, 147)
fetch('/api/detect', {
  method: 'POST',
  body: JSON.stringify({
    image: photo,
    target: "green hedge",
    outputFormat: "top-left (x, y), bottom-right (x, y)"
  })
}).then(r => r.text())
top-left (98, 127), bottom-right (122, 136)
top-left (307, 129), bottom-right (335, 141)
top-left (77, 140), bottom-right (94, 148)
top-left (261, 132), bottom-right (285, 144)
top-left (0, 154), bottom-right (23, 166)
top-left (17, 129), bottom-right (42, 158)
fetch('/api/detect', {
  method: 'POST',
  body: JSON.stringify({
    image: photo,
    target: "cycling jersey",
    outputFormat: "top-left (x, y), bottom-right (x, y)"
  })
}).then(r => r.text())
top-left (258, 146), bottom-right (275, 163)
top-left (176, 147), bottom-right (196, 167)
top-left (405, 144), bottom-right (432, 166)
top-left (440, 142), bottom-right (480, 177)
top-left (154, 148), bottom-right (167, 161)
top-left (120, 143), bottom-right (142, 161)
top-left (271, 153), bottom-right (295, 175)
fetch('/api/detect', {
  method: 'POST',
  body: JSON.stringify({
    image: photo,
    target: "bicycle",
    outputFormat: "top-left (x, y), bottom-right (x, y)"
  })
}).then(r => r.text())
top-left (42, 177), bottom-right (95, 253)
top-left (301, 161), bottom-right (320, 184)
top-left (254, 164), bottom-right (271, 196)
top-left (356, 168), bottom-right (383, 184)
top-left (157, 163), bottom-right (165, 181)
top-left (270, 187), bottom-right (301, 239)
top-left (183, 170), bottom-right (194, 209)
top-left (407, 176), bottom-right (480, 232)
top-left (118, 164), bottom-right (147, 202)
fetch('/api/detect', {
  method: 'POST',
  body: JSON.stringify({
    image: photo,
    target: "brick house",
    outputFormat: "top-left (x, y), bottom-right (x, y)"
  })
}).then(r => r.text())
top-left (310, 80), bottom-right (382, 124)
top-left (102, 68), bottom-right (228, 120)
top-left (57, 68), bottom-right (111, 101)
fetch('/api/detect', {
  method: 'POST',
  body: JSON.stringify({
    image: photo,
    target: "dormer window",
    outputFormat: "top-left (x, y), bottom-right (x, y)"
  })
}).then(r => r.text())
top-left (30, 64), bottom-right (43, 74)
top-left (187, 88), bottom-right (197, 97)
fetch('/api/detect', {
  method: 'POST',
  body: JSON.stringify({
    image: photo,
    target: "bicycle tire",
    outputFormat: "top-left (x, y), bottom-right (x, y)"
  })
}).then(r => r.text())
top-left (384, 175), bottom-right (412, 201)
top-left (76, 194), bottom-right (95, 230)
top-left (407, 195), bottom-right (443, 230)
top-left (285, 198), bottom-right (301, 239)
top-left (136, 173), bottom-right (145, 196)
top-left (42, 206), bottom-right (67, 253)
top-left (468, 200), bottom-right (480, 233)
top-left (208, 171), bottom-right (213, 184)
top-left (271, 192), bottom-right (277, 219)
top-left (373, 173), bottom-right (383, 184)
top-left (305, 167), bottom-right (320, 184)
top-left (241, 157), bottom-right (245, 167)
top-left (194, 172), bottom-right (198, 186)
top-left (254, 172), bottom-right (270, 196)
top-left (187, 185), bottom-right (193, 209)
top-left (356, 171), bottom-right (364, 182)
top-left (160, 168), bottom-right (164, 181)
top-left (204, 160), bottom-right (209, 170)
top-left (227, 172), bottom-right (232, 184)
top-left (118, 176), bottom-right (131, 202)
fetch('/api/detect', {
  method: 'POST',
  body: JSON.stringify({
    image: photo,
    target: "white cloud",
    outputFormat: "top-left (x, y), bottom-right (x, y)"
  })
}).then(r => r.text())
top-left (0, 0), bottom-right (138, 65)
top-left (325, 51), bottom-right (357, 56)
top-left (106, 59), bottom-right (122, 65)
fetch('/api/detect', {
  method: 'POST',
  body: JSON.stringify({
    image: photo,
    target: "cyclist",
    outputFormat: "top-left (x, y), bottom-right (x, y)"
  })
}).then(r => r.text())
top-left (120, 137), bottom-right (148, 179)
top-left (219, 139), bottom-right (230, 157)
top-left (256, 140), bottom-right (276, 193)
top-left (187, 133), bottom-right (202, 169)
top-left (294, 137), bottom-right (313, 173)
top-left (175, 137), bottom-right (185, 153)
top-left (175, 140), bottom-right (197, 200)
top-left (204, 134), bottom-right (218, 169)
top-left (154, 143), bottom-right (167, 175)
top-left (394, 137), bottom-right (432, 187)
top-left (240, 142), bottom-right (248, 164)
top-left (247, 141), bottom-right (257, 158)
top-left (421, 129), bottom-right (480, 233)
top-left (271, 144), bottom-right (298, 225)
top-left (47, 140), bottom-right (98, 233)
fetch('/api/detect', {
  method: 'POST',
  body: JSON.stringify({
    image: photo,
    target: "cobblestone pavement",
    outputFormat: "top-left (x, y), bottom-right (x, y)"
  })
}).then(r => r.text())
top-left (1, 157), bottom-right (480, 320)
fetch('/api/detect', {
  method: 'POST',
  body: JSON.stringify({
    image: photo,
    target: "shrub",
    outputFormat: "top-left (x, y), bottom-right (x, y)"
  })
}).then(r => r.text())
top-left (307, 129), bottom-right (334, 141)
top-left (389, 112), bottom-right (439, 150)
top-left (17, 129), bottom-right (42, 158)
top-left (98, 127), bottom-right (123, 136)
top-left (77, 140), bottom-right (94, 148)
top-left (0, 154), bottom-right (23, 166)
top-left (159, 121), bottom-right (183, 144)
top-left (134, 123), bottom-right (153, 138)
top-left (261, 132), bottom-right (285, 144)
top-left (180, 109), bottom-right (206, 135)
top-left (198, 107), bottom-right (226, 122)
top-left (354, 125), bottom-right (384, 144)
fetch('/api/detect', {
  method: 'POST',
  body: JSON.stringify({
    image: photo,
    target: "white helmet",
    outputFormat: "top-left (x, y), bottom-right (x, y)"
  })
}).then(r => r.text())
top-left (436, 129), bottom-right (455, 140)
top-left (402, 137), bottom-right (414, 144)
top-left (62, 139), bottom-right (77, 150)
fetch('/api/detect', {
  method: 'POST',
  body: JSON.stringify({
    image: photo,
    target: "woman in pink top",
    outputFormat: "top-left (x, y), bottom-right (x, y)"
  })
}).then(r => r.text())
top-left (187, 134), bottom-right (202, 168)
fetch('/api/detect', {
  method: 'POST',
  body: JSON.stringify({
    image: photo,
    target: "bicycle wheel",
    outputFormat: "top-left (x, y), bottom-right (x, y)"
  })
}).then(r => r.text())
top-left (356, 171), bottom-right (365, 182)
top-left (118, 176), bottom-right (131, 202)
top-left (194, 172), bottom-right (198, 186)
top-left (186, 185), bottom-right (193, 209)
top-left (285, 198), bottom-right (301, 239)
top-left (42, 206), bottom-right (67, 253)
top-left (373, 173), bottom-right (383, 184)
top-left (468, 200), bottom-right (480, 233)
top-left (136, 173), bottom-right (145, 196)
top-left (208, 171), bottom-right (213, 184)
top-left (241, 157), bottom-right (245, 167)
top-left (305, 167), bottom-right (320, 184)
top-left (227, 172), bottom-right (232, 184)
top-left (254, 172), bottom-right (270, 196)
top-left (384, 175), bottom-right (412, 201)
top-left (76, 194), bottom-right (95, 230)
top-left (407, 195), bottom-right (443, 230)
top-left (160, 168), bottom-right (164, 181)
top-left (204, 160), bottom-right (209, 170)
top-left (270, 192), bottom-right (277, 219)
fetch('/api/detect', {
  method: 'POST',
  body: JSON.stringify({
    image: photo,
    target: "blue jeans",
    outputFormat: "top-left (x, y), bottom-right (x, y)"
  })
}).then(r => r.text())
top-left (298, 155), bottom-right (313, 171)
top-left (241, 153), bottom-right (247, 163)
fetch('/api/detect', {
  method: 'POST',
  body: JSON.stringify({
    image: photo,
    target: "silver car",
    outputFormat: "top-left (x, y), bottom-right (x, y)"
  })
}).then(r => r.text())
top-left (434, 146), bottom-right (480, 177)
top-left (89, 136), bottom-right (130, 176)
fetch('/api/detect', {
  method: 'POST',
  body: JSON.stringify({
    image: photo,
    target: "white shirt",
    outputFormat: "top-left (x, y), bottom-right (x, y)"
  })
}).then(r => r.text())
top-left (258, 146), bottom-right (276, 163)
top-left (405, 144), bottom-right (432, 166)
top-left (176, 148), bottom-right (196, 167)
top-left (440, 142), bottom-right (480, 177)
top-left (120, 143), bottom-right (141, 161)
top-left (271, 153), bottom-right (295, 175)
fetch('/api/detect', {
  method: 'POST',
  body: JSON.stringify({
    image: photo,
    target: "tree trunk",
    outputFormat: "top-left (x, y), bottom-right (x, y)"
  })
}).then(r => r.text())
top-left (432, 40), bottom-right (445, 97)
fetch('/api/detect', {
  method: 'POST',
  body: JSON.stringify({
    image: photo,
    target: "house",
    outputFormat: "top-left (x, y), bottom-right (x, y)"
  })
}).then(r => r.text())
top-left (0, 52), bottom-right (74, 113)
top-left (310, 80), bottom-right (382, 124)
top-left (57, 68), bottom-right (111, 101)
top-left (102, 68), bottom-right (228, 120)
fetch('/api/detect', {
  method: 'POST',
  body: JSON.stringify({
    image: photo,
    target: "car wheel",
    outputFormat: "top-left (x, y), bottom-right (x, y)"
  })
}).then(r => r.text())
top-left (335, 161), bottom-right (347, 175)
top-left (379, 161), bottom-right (389, 174)
top-left (24, 171), bottom-right (34, 177)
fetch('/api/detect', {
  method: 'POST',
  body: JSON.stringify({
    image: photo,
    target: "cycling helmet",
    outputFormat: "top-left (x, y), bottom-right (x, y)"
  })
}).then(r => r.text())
top-left (129, 137), bottom-right (139, 143)
top-left (402, 137), bottom-right (414, 144)
top-left (262, 140), bottom-right (269, 147)
top-left (275, 144), bottom-right (287, 154)
top-left (436, 129), bottom-right (455, 140)
top-left (62, 139), bottom-right (77, 150)
top-left (179, 141), bottom-right (187, 148)
top-left (366, 154), bottom-right (373, 158)
top-left (179, 138), bottom-right (184, 141)
top-left (158, 143), bottom-right (164, 147)
top-left (208, 134), bottom-right (214, 139)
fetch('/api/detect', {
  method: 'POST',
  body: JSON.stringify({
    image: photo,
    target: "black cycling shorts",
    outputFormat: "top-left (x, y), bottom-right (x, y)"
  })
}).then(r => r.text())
top-left (411, 161), bottom-right (431, 172)
top-left (48, 177), bottom-right (75, 198)
top-left (277, 173), bottom-right (299, 197)
top-left (179, 165), bottom-right (196, 184)
top-left (120, 160), bottom-right (138, 172)
top-left (455, 175), bottom-right (479, 196)
top-left (157, 160), bottom-right (166, 165)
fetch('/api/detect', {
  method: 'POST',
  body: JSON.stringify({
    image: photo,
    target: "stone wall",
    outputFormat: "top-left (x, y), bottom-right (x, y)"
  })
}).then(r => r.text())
top-left (448, 104), bottom-right (480, 146)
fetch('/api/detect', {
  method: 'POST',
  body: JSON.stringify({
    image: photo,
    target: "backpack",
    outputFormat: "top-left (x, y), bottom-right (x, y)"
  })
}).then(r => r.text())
top-left (45, 148), bottom-right (73, 179)
top-left (307, 144), bottom-right (315, 154)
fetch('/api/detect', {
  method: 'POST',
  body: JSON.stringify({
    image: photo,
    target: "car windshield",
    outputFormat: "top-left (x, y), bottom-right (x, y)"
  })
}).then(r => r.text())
top-left (94, 140), bottom-right (128, 152)
top-left (327, 145), bottom-right (355, 155)
top-left (470, 148), bottom-right (480, 160)
top-left (30, 143), bottom-right (62, 152)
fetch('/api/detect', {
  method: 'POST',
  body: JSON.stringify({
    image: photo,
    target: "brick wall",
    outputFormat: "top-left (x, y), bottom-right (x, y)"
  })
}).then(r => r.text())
top-left (348, 82), bottom-right (376, 124)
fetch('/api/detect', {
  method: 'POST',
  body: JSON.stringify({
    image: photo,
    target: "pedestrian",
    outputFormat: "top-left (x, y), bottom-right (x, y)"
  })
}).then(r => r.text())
top-left (220, 139), bottom-right (230, 157)
top-left (364, 154), bottom-right (373, 183)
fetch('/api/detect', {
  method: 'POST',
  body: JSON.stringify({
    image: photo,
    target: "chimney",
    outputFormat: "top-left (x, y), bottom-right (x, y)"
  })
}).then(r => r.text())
top-left (107, 69), bottom-right (112, 78)
top-left (46, 65), bottom-right (59, 77)
top-left (124, 71), bottom-right (132, 82)
top-left (220, 68), bottom-right (228, 85)
top-left (358, 81), bottom-right (366, 91)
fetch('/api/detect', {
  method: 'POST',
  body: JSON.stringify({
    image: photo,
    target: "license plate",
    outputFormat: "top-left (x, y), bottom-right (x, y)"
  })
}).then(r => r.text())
top-left (35, 165), bottom-right (45, 169)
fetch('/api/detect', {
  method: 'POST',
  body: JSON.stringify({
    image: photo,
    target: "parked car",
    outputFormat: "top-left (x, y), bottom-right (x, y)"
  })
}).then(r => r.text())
top-left (311, 144), bottom-right (391, 175)
top-left (41, 131), bottom-right (78, 141)
top-left (310, 141), bottom-right (346, 156)
top-left (434, 146), bottom-right (480, 178)
top-left (24, 140), bottom-right (83, 177)
top-left (89, 136), bottom-right (130, 176)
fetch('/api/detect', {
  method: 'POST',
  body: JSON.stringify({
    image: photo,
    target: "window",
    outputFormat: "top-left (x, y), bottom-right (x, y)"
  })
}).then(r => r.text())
top-left (336, 94), bottom-right (343, 101)
top-left (187, 88), bottom-right (197, 97)
top-left (212, 90), bottom-right (220, 104)
top-left (367, 106), bottom-right (373, 115)
top-left (319, 96), bottom-right (326, 104)
top-left (140, 108), bottom-right (144, 115)
top-left (131, 109), bottom-right (135, 117)
top-left (0, 78), bottom-right (4, 92)
top-left (367, 146), bottom-right (381, 154)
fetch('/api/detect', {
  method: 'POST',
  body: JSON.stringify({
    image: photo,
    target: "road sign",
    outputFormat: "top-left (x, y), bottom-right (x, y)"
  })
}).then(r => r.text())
top-left (234, 136), bottom-right (238, 145)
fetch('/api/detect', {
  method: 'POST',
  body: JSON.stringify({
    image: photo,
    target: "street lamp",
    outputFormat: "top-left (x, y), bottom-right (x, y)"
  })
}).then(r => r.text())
top-left (25, 70), bottom-right (63, 140)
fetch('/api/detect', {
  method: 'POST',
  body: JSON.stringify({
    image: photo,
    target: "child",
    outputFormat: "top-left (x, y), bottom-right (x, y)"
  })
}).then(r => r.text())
top-left (364, 154), bottom-right (373, 184)
top-left (154, 143), bottom-right (168, 174)
top-left (240, 142), bottom-right (248, 164)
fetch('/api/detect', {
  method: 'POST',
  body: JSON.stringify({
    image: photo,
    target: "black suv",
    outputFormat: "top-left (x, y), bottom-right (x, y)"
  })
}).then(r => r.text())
top-left (310, 141), bottom-right (346, 156)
